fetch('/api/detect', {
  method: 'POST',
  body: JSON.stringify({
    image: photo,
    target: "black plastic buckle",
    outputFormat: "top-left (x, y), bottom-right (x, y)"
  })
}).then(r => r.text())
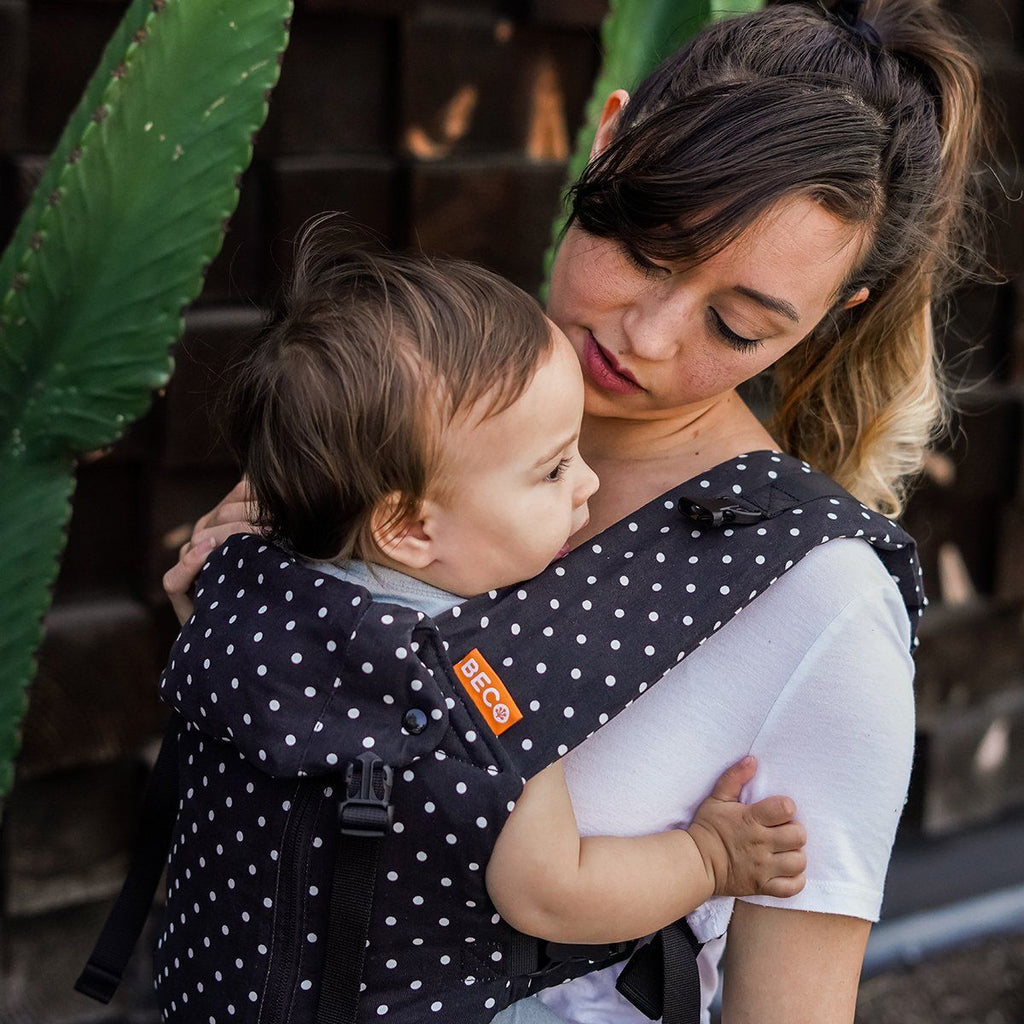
top-left (541, 940), bottom-right (634, 967)
top-left (679, 496), bottom-right (765, 527)
top-left (339, 752), bottom-right (394, 838)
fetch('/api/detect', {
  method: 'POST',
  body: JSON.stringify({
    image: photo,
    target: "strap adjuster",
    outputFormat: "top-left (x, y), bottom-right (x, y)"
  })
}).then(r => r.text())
top-left (339, 752), bottom-right (394, 838)
top-left (679, 496), bottom-right (765, 527)
top-left (74, 961), bottom-right (122, 1004)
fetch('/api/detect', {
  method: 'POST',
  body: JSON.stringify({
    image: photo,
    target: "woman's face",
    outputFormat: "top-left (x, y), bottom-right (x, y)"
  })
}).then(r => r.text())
top-left (547, 195), bottom-right (869, 421)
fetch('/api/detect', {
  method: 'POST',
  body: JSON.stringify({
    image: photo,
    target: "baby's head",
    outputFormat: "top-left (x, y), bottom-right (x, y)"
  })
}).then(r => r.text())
top-left (229, 225), bottom-right (598, 598)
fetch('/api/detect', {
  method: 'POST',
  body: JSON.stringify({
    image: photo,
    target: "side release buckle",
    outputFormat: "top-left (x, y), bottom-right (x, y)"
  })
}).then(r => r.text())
top-left (679, 496), bottom-right (765, 527)
top-left (542, 940), bottom-right (634, 965)
top-left (339, 752), bottom-right (394, 838)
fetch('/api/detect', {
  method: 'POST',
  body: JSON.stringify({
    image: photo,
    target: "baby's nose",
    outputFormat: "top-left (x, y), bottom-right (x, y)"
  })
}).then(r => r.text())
top-left (576, 461), bottom-right (600, 505)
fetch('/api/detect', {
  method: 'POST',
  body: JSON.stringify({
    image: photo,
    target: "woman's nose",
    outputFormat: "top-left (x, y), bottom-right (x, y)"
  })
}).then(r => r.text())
top-left (622, 286), bottom-right (690, 361)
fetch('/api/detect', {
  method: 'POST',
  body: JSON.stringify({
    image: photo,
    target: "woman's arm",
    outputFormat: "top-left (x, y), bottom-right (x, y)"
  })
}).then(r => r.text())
top-left (721, 903), bottom-right (870, 1024)
top-left (715, 544), bottom-right (915, 1020)
top-left (486, 757), bottom-right (806, 944)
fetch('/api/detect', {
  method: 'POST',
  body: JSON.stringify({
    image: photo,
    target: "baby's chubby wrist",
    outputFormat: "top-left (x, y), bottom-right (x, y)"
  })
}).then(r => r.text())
top-left (684, 818), bottom-right (728, 900)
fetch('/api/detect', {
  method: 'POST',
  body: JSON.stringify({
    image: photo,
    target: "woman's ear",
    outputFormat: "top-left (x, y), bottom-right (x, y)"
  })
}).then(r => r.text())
top-left (369, 495), bottom-right (435, 571)
top-left (591, 89), bottom-right (630, 159)
top-left (843, 286), bottom-right (870, 310)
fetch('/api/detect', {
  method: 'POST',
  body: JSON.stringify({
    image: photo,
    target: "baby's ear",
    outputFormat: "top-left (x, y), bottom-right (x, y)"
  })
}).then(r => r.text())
top-left (369, 494), bottom-right (434, 571)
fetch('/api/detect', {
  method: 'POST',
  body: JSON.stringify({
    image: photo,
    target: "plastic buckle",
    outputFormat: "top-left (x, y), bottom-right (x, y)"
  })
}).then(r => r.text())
top-left (544, 940), bottom-right (633, 962)
top-left (538, 940), bottom-right (634, 969)
top-left (339, 752), bottom-right (394, 838)
top-left (679, 496), bottom-right (765, 527)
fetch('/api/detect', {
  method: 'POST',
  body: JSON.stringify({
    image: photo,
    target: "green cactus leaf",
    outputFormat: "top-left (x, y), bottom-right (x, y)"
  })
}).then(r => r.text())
top-left (0, 0), bottom-right (292, 799)
top-left (541, 0), bottom-right (763, 296)
top-left (0, 452), bottom-right (75, 796)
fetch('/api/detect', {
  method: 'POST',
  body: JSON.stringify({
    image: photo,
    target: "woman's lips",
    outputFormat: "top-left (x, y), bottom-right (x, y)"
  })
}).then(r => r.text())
top-left (582, 332), bottom-right (644, 395)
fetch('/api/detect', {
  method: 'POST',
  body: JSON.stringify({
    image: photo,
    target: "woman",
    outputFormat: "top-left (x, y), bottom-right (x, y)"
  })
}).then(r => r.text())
top-left (164, 1), bottom-right (981, 1019)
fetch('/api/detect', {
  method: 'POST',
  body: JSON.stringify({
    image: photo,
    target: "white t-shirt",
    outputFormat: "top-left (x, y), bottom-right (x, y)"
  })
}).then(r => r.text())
top-left (316, 537), bottom-right (916, 1024)
top-left (536, 537), bottom-right (915, 1023)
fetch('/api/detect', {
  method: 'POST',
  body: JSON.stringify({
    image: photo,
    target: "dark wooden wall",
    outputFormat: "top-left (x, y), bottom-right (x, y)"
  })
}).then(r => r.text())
top-left (0, 1), bottom-right (1021, 1020)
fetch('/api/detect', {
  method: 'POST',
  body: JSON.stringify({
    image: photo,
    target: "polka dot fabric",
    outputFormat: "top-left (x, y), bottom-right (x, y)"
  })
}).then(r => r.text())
top-left (154, 451), bottom-right (921, 1023)
top-left (157, 539), bottom-right (527, 1023)
top-left (439, 452), bottom-right (922, 781)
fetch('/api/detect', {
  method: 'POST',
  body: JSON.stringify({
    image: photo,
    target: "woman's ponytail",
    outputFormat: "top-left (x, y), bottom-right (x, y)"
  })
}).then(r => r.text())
top-left (766, 0), bottom-right (985, 515)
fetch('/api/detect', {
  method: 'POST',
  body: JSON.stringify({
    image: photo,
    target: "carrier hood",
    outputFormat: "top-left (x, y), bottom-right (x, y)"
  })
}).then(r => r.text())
top-left (160, 534), bottom-right (453, 777)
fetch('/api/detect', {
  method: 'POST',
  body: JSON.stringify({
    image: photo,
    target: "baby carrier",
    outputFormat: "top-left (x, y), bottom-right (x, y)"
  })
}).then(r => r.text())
top-left (77, 451), bottom-right (922, 1024)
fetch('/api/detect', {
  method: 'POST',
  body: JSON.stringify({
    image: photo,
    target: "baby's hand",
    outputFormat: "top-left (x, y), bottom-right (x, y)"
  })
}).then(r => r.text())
top-left (686, 756), bottom-right (806, 900)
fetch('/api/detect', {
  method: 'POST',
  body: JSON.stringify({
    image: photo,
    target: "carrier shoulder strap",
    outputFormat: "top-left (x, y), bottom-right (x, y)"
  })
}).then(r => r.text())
top-left (318, 753), bottom-right (394, 1024)
top-left (434, 450), bottom-right (921, 781)
top-left (75, 713), bottom-right (183, 1003)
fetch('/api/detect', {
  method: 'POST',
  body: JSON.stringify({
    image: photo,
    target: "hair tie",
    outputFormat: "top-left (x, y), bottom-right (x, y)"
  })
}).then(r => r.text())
top-left (832, 0), bottom-right (882, 47)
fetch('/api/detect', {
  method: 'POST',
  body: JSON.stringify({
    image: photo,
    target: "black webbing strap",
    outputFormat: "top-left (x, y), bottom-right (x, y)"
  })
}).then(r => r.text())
top-left (75, 714), bottom-right (182, 1003)
top-left (317, 754), bottom-right (394, 1024)
top-left (615, 920), bottom-right (704, 1023)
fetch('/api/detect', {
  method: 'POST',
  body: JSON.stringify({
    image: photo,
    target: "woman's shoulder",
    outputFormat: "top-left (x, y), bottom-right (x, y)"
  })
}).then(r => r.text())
top-left (750, 535), bottom-right (910, 632)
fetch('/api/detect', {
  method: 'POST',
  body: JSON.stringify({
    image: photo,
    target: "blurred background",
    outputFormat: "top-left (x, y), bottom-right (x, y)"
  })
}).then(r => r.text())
top-left (0, 0), bottom-right (1022, 1020)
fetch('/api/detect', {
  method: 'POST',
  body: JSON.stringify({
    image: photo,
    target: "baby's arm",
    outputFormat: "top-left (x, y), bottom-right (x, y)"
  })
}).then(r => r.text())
top-left (485, 756), bottom-right (806, 945)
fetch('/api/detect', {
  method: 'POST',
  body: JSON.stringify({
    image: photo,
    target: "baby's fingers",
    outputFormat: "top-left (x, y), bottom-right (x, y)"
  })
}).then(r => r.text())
top-left (770, 849), bottom-right (806, 879)
top-left (768, 821), bottom-right (807, 852)
top-left (758, 872), bottom-right (807, 900)
top-left (749, 795), bottom-right (796, 828)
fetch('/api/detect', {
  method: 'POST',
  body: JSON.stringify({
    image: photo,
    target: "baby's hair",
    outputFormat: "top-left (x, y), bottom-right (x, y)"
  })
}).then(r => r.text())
top-left (227, 217), bottom-right (553, 562)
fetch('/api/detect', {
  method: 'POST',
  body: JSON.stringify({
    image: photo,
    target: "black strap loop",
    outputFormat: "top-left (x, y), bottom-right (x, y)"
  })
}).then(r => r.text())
top-left (615, 920), bottom-right (704, 1023)
top-left (75, 714), bottom-right (182, 1003)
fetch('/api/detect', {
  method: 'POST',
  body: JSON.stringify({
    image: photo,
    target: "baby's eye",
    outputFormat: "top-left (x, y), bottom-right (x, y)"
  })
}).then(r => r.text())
top-left (546, 458), bottom-right (572, 482)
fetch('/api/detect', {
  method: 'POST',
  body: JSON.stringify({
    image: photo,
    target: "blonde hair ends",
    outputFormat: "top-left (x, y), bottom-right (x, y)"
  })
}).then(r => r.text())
top-left (771, 0), bottom-right (984, 516)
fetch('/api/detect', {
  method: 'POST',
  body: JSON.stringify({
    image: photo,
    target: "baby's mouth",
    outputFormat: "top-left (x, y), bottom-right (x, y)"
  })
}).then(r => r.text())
top-left (556, 518), bottom-right (590, 559)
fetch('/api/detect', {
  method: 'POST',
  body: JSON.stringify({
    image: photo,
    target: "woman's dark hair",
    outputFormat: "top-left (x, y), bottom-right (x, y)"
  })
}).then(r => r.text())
top-left (567, 0), bottom-right (983, 515)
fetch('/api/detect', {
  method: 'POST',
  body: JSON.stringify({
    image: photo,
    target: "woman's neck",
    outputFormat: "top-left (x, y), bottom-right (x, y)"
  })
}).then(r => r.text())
top-left (575, 390), bottom-right (777, 542)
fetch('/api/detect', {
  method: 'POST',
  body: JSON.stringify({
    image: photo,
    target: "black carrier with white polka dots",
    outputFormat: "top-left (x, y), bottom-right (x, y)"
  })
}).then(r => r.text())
top-left (82, 452), bottom-right (922, 1024)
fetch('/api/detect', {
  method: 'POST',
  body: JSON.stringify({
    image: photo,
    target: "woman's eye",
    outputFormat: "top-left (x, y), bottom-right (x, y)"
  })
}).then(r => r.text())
top-left (709, 308), bottom-right (763, 351)
top-left (546, 458), bottom-right (572, 482)
top-left (620, 245), bottom-right (669, 278)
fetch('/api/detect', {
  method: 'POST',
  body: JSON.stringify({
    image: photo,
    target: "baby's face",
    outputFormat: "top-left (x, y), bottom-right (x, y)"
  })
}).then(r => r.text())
top-left (426, 322), bottom-right (599, 597)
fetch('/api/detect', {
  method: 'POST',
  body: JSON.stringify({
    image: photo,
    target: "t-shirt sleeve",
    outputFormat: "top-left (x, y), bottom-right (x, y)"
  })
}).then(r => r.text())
top-left (737, 579), bottom-right (915, 922)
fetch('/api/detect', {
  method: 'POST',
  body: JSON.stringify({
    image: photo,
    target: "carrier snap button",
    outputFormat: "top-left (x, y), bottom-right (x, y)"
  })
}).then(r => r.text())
top-left (403, 708), bottom-right (428, 734)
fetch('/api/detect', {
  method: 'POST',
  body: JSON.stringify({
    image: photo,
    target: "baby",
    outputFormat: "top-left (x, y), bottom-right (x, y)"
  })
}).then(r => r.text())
top-left (226, 226), bottom-right (806, 1004)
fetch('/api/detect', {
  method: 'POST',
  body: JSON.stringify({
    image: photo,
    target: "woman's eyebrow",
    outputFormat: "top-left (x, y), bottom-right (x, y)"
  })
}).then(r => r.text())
top-left (732, 285), bottom-right (801, 323)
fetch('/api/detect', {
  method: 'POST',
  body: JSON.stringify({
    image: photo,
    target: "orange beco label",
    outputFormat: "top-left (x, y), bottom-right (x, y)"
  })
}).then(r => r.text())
top-left (453, 648), bottom-right (523, 736)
